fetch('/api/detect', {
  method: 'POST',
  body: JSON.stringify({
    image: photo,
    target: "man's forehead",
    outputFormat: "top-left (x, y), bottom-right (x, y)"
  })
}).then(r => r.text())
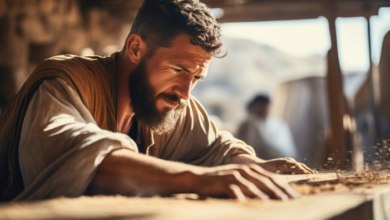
top-left (168, 56), bottom-right (211, 69)
top-left (159, 34), bottom-right (213, 65)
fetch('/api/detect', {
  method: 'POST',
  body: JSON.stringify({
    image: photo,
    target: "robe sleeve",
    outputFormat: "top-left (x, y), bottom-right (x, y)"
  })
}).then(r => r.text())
top-left (16, 78), bottom-right (138, 201)
top-left (156, 97), bottom-right (255, 166)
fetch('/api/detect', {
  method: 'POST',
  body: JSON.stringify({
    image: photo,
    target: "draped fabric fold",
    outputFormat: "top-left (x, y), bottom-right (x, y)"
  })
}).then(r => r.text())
top-left (0, 53), bottom-right (118, 201)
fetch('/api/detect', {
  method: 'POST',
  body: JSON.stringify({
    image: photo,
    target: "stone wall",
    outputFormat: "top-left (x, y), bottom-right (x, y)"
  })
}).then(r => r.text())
top-left (0, 0), bottom-right (134, 111)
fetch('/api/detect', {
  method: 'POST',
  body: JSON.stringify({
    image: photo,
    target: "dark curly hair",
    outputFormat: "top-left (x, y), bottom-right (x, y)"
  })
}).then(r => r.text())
top-left (129, 0), bottom-right (226, 58)
top-left (247, 94), bottom-right (270, 111)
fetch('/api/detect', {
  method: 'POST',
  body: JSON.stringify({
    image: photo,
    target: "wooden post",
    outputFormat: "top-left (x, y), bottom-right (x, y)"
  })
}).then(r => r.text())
top-left (321, 0), bottom-right (347, 168)
top-left (365, 12), bottom-right (380, 138)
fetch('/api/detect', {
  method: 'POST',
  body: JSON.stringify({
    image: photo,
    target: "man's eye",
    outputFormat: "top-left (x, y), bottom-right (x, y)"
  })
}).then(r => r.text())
top-left (195, 76), bottom-right (204, 81)
top-left (172, 67), bottom-right (182, 72)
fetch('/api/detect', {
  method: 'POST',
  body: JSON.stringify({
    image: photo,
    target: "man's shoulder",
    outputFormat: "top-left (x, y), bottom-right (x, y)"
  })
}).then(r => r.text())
top-left (43, 54), bottom-right (113, 68)
top-left (26, 53), bottom-right (115, 107)
top-left (46, 54), bottom-right (92, 61)
top-left (30, 53), bottom-right (117, 86)
top-left (28, 53), bottom-right (117, 131)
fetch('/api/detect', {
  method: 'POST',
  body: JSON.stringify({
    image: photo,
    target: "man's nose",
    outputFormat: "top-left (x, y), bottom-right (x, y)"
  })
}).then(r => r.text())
top-left (173, 78), bottom-right (193, 100)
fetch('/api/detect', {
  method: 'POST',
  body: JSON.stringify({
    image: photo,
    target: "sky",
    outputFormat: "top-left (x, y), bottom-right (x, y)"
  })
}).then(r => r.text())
top-left (220, 7), bottom-right (390, 73)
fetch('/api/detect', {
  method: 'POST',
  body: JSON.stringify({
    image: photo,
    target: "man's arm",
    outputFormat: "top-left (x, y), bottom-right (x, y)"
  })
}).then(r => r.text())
top-left (167, 97), bottom-right (315, 175)
top-left (87, 149), bottom-right (301, 200)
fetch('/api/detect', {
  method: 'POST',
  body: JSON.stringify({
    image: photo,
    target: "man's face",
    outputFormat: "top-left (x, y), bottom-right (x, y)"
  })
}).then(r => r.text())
top-left (128, 33), bottom-right (213, 135)
top-left (252, 102), bottom-right (269, 119)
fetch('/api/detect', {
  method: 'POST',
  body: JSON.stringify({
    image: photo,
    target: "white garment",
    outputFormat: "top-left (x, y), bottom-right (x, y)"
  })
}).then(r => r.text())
top-left (237, 114), bottom-right (297, 159)
top-left (255, 116), bottom-right (297, 158)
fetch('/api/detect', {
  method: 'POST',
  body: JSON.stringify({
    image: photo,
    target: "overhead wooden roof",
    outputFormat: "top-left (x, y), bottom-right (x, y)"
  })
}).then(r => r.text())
top-left (91, 0), bottom-right (390, 23)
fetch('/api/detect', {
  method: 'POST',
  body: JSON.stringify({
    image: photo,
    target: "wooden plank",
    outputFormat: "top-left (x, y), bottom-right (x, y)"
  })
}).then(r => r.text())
top-left (1, 185), bottom-right (390, 220)
top-left (283, 173), bottom-right (338, 182)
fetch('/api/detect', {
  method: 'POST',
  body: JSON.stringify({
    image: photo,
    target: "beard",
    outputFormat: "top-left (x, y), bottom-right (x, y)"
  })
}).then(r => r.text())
top-left (128, 59), bottom-right (187, 135)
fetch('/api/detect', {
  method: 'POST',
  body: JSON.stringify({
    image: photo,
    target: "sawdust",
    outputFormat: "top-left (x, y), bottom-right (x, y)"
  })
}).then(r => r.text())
top-left (291, 171), bottom-right (390, 195)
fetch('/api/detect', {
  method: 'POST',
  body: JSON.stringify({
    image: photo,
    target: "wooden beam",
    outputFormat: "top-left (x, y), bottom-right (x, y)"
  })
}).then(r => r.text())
top-left (90, 0), bottom-right (390, 23)
top-left (216, 2), bottom-right (322, 23)
top-left (214, 0), bottom-right (388, 23)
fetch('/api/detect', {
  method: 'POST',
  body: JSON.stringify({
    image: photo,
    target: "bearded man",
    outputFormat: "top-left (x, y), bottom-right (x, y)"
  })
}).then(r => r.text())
top-left (0, 0), bottom-right (315, 201)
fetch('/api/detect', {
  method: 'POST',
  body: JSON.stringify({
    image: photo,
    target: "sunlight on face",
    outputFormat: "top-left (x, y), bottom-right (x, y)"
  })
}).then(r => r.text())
top-left (129, 33), bottom-right (213, 135)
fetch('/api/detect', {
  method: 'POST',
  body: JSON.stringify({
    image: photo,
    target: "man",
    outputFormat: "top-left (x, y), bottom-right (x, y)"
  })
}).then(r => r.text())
top-left (237, 95), bottom-right (297, 160)
top-left (0, 0), bottom-right (315, 201)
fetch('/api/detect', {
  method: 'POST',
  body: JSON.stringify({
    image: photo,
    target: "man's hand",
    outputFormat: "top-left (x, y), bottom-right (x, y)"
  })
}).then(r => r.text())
top-left (258, 158), bottom-right (317, 174)
top-left (192, 164), bottom-right (300, 201)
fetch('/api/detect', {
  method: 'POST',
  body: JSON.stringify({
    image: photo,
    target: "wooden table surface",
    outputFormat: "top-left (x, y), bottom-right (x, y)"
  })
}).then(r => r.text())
top-left (0, 173), bottom-right (389, 220)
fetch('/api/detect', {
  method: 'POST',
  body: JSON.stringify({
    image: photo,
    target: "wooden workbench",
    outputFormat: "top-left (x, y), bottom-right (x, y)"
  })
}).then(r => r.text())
top-left (0, 174), bottom-right (389, 220)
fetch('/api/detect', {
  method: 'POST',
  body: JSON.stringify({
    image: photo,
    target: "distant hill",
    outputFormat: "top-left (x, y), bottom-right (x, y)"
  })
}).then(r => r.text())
top-left (192, 37), bottom-right (326, 132)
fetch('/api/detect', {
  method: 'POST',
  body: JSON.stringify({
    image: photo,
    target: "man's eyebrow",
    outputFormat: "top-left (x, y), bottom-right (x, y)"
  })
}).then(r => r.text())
top-left (171, 63), bottom-right (194, 74)
top-left (179, 65), bottom-right (192, 73)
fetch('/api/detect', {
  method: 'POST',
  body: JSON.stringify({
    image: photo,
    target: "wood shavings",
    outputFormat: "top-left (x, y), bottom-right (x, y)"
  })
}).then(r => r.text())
top-left (291, 171), bottom-right (390, 195)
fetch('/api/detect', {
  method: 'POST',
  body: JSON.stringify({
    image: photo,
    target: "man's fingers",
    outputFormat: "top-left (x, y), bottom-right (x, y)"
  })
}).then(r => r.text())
top-left (237, 166), bottom-right (290, 200)
top-left (228, 171), bottom-right (270, 200)
top-left (290, 162), bottom-right (316, 174)
top-left (285, 157), bottom-right (297, 162)
top-left (265, 158), bottom-right (316, 174)
top-left (227, 184), bottom-right (246, 201)
top-left (199, 163), bottom-right (307, 200)
top-left (249, 165), bottom-right (301, 199)
top-left (252, 175), bottom-right (289, 200)
top-left (269, 175), bottom-right (301, 199)
top-left (289, 163), bottom-right (310, 174)
top-left (299, 163), bottom-right (317, 174)
top-left (278, 161), bottom-right (313, 174)
top-left (238, 180), bottom-right (270, 200)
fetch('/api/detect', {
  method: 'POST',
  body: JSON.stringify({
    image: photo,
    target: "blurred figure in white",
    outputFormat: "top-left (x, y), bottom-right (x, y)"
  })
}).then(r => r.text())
top-left (237, 94), bottom-right (297, 159)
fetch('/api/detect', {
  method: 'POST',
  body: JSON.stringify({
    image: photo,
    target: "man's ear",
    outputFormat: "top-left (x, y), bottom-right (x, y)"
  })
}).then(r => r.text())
top-left (125, 33), bottom-right (147, 65)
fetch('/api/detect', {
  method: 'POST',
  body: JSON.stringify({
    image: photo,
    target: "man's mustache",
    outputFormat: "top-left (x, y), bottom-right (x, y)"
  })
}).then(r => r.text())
top-left (161, 93), bottom-right (180, 102)
top-left (158, 93), bottom-right (187, 109)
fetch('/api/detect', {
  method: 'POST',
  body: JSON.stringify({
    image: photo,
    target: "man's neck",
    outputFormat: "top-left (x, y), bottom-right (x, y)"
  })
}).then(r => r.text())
top-left (116, 50), bottom-right (136, 134)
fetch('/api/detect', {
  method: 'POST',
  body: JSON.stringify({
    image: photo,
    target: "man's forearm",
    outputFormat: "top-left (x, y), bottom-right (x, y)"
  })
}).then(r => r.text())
top-left (223, 154), bottom-right (265, 165)
top-left (86, 149), bottom-right (202, 196)
top-left (86, 149), bottom-right (303, 200)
